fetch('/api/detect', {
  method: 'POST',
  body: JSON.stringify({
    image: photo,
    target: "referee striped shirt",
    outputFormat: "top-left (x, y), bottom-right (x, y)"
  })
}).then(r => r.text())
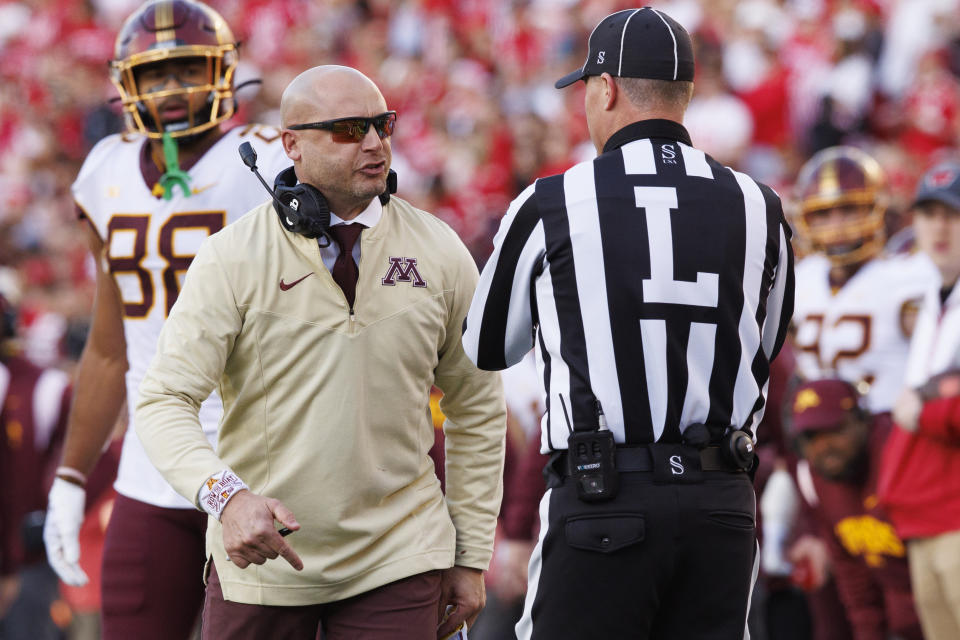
top-left (462, 119), bottom-right (794, 450)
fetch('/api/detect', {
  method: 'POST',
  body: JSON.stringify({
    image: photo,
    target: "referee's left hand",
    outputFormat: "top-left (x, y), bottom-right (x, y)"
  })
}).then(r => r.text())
top-left (436, 565), bottom-right (485, 639)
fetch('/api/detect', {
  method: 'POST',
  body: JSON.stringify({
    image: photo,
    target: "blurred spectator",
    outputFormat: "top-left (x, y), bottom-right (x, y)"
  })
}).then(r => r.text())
top-left (788, 379), bottom-right (923, 640)
top-left (0, 290), bottom-right (71, 639)
top-left (685, 38), bottom-right (754, 166)
top-left (880, 161), bottom-right (960, 640)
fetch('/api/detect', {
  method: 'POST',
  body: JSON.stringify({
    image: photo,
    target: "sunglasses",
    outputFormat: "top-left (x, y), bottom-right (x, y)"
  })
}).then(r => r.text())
top-left (287, 111), bottom-right (397, 143)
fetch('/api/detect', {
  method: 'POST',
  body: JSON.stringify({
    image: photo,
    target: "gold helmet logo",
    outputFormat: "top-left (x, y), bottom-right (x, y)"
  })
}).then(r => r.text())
top-left (793, 388), bottom-right (821, 413)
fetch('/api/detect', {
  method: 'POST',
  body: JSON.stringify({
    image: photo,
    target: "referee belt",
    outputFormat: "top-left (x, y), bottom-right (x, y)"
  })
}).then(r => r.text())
top-left (555, 444), bottom-right (744, 476)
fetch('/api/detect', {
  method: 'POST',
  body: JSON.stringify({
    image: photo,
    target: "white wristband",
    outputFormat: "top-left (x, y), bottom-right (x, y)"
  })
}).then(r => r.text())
top-left (55, 466), bottom-right (87, 486)
top-left (198, 469), bottom-right (248, 521)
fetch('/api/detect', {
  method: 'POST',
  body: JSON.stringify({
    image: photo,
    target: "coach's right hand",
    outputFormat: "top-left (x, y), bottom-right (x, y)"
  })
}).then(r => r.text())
top-left (43, 478), bottom-right (89, 586)
top-left (221, 490), bottom-right (303, 570)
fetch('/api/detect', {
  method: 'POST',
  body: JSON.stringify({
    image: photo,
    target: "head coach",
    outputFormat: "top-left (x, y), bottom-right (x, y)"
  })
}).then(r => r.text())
top-left (462, 8), bottom-right (795, 639)
top-left (134, 66), bottom-right (506, 639)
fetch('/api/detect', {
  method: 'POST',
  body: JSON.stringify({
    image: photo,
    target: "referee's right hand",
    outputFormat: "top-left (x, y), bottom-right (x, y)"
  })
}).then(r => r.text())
top-left (221, 490), bottom-right (303, 570)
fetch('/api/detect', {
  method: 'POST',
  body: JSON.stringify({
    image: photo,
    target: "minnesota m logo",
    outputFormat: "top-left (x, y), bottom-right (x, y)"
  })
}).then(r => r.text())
top-left (381, 257), bottom-right (427, 287)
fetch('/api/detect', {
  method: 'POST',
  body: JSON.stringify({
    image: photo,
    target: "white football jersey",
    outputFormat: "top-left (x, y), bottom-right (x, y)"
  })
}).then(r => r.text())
top-left (793, 252), bottom-right (937, 412)
top-left (501, 350), bottom-right (543, 439)
top-left (72, 124), bottom-right (290, 508)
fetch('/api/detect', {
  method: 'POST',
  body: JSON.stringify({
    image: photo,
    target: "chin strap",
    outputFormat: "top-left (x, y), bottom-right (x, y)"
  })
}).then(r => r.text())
top-left (157, 132), bottom-right (192, 200)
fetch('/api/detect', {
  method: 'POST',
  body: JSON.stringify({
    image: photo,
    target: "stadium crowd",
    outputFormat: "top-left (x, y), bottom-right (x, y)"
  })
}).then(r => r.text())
top-left (2, 0), bottom-right (960, 638)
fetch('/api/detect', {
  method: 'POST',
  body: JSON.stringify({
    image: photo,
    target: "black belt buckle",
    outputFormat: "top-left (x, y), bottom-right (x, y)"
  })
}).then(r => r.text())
top-left (567, 430), bottom-right (619, 502)
top-left (649, 443), bottom-right (703, 484)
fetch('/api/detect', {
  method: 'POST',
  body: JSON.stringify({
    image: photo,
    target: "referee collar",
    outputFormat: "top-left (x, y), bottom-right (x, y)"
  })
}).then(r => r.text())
top-left (602, 119), bottom-right (692, 154)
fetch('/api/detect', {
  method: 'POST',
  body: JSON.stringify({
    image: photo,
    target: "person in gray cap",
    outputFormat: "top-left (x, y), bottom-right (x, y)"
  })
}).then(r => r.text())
top-left (879, 161), bottom-right (960, 640)
top-left (463, 7), bottom-right (794, 639)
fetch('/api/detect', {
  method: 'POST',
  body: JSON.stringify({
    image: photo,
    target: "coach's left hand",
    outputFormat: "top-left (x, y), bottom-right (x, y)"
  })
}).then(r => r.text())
top-left (436, 565), bottom-right (485, 638)
top-left (221, 489), bottom-right (303, 571)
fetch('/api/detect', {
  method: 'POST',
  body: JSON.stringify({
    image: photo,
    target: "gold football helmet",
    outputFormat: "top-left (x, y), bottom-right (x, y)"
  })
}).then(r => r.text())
top-left (793, 146), bottom-right (887, 266)
top-left (110, 0), bottom-right (237, 139)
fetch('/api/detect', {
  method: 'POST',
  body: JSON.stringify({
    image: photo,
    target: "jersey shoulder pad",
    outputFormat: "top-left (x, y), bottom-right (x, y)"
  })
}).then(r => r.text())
top-left (794, 253), bottom-right (829, 279)
top-left (72, 133), bottom-right (140, 195)
top-left (227, 124), bottom-right (289, 174)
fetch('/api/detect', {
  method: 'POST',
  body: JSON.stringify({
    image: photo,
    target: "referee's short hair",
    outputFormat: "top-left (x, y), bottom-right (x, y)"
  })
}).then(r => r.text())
top-left (615, 77), bottom-right (694, 111)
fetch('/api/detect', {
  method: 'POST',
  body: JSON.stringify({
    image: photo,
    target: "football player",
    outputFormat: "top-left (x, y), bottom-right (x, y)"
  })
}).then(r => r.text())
top-left (791, 146), bottom-right (936, 413)
top-left (41, 2), bottom-right (291, 638)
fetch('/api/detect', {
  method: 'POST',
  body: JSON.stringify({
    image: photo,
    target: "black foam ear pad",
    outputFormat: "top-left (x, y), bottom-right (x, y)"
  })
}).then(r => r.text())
top-left (273, 166), bottom-right (298, 189)
top-left (273, 181), bottom-right (331, 239)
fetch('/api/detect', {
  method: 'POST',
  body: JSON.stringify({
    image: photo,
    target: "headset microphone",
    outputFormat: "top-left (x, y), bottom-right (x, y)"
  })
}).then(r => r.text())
top-left (237, 142), bottom-right (332, 244)
top-left (238, 141), bottom-right (281, 201)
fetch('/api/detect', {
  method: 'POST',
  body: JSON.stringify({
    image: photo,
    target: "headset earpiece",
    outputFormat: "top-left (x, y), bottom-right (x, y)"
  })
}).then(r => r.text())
top-left (238, 142), bottom-right (393, 243)
top-left (379, 169), bottom-right (398, 205)
top-left (272, 167), bottom-right (331, 240)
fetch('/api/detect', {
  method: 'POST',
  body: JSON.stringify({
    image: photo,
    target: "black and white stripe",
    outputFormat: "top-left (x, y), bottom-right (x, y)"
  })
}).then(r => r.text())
top-left (463, 120), bottom-right (794, 449)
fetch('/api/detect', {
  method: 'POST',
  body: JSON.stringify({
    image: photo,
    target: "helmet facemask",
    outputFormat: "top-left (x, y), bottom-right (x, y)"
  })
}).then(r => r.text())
top-left (793, 146), bottom-right (888, 267)
top-left (109, 0), bottom-right (238, 140)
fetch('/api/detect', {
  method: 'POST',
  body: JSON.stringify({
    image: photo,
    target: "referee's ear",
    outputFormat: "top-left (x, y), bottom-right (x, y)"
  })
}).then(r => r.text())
top-left (599, 72), bottom-right (617, 111)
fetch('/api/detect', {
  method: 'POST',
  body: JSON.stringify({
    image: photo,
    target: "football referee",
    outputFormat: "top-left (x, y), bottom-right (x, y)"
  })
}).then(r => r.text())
top-left (463, 8), bottom-right (794, 639)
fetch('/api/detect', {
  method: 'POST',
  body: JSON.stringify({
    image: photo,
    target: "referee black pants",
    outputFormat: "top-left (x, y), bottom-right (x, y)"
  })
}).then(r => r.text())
top-left (516, 460), bottom-right (758, 639)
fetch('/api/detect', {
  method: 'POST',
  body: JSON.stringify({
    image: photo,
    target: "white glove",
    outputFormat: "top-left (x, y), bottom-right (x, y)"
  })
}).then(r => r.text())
top-left (43, 477), bottom-right (89, 586)
top-left (760, 468), bottom-right (799, 576)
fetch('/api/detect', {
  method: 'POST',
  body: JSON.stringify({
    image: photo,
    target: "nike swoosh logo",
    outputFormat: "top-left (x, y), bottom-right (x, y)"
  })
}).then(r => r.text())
top-left (279, 273), bottom-right (314, 291)
top-left (191, 182), bottom-right (217, 195)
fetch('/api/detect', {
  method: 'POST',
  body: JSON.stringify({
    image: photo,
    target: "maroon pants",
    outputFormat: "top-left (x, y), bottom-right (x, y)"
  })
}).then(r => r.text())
top-left (101, 494), bottom-right (208, 640)
top-left (202, 563), bottom-right (442, 639)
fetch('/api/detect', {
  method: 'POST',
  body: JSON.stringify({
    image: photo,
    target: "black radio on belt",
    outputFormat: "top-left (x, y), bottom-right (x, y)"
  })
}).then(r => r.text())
top-left (567, 401), bottom-right (619, 502)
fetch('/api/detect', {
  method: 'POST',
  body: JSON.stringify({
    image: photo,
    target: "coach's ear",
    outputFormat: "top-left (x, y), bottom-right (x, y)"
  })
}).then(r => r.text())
top-left (281, 129), bottom-right (302, 162)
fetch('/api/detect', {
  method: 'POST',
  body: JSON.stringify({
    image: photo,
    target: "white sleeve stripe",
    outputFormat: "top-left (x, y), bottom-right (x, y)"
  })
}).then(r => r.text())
top-left (503, 220), bottom-right (546, 365)
top-left (731, 171), bottom-right (768, 428)
top-left (761, 225), bottom-right (790, 357)
top-left (463, 183), bottom-right (539, 368)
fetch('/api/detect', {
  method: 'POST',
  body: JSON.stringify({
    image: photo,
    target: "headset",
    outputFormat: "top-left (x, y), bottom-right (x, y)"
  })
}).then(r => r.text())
top-left (238, 142), bottom-right (397, 244)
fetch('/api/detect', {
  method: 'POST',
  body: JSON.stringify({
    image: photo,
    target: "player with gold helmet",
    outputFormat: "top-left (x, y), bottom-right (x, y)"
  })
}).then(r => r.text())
top-left (791, 146), bottom-right (936, 412)
top-left (110, 0), bottom-right (238, 141)
top-left (793, 146), bottom-right (888, 269)
top-left (42, 2), bottom-right (291, 637)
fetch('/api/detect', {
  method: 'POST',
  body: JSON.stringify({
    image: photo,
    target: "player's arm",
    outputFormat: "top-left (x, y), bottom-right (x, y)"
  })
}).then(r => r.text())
top-left (60, 220), bottom-right (129, 475)
top-left (44, 219), bottom-right (128, 586)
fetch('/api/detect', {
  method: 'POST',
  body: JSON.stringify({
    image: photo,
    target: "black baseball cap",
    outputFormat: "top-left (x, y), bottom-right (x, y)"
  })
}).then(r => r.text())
top-left (912, 162), bottom-right (960, 211)
top-left (555, 7), bottom-right (695, 89)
